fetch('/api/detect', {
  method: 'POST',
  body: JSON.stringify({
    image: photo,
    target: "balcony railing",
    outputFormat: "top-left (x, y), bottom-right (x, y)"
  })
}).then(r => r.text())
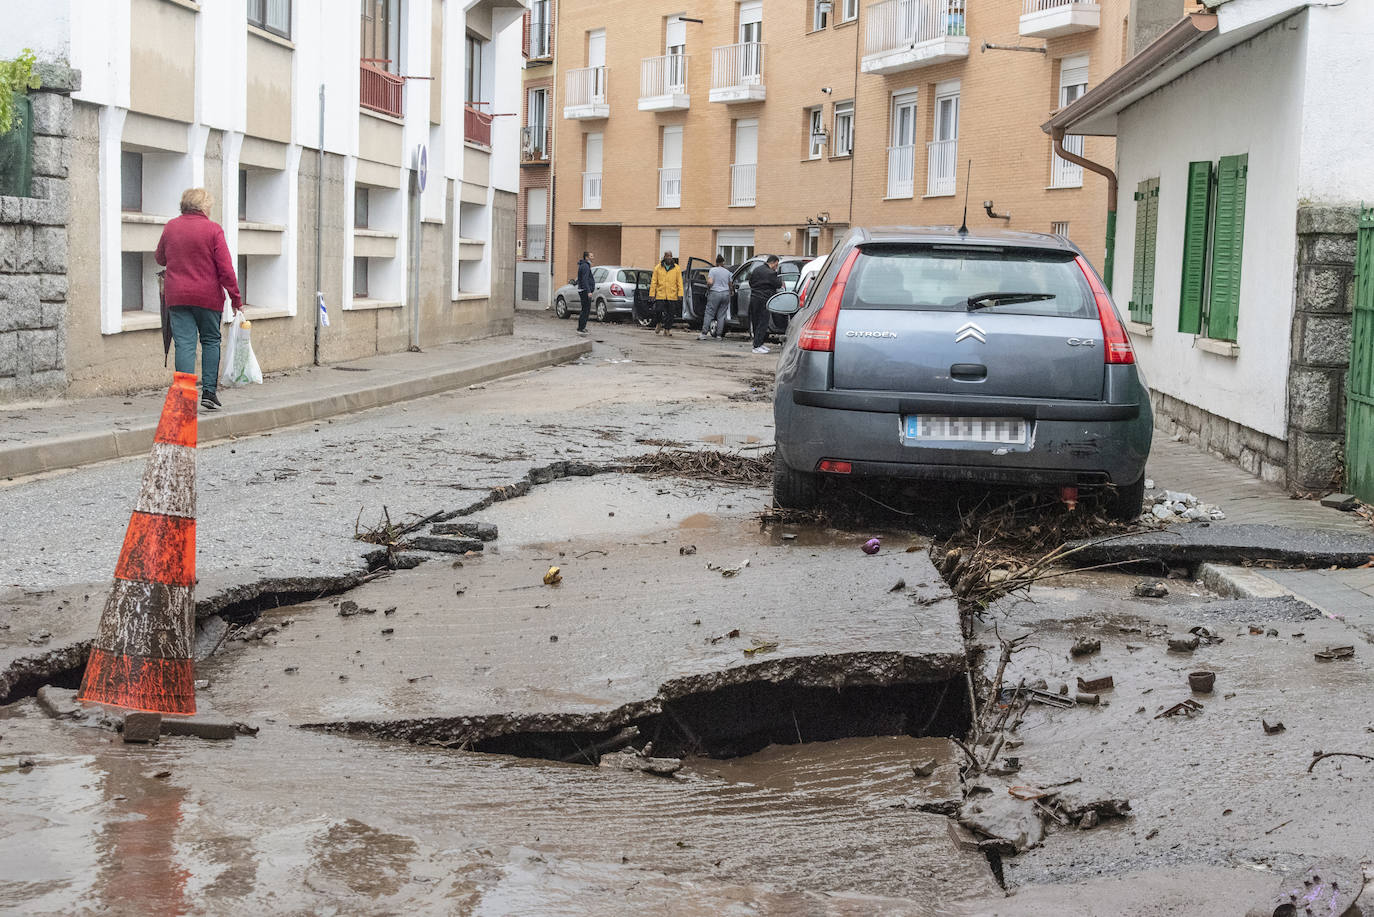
top-left (927, 138), bottom-right (957, 196)
top-left (710, 42), bottom-right (766, 102)
top-left (1020, 0), bottom-right (1100, 37)
top-left (641, 54), bottom-right (689, 98)
top-left (528, 19), bottom-right (553, 59)
top-left (658, 167), bottom-right (682, 208)
top-left (521, 125), bottom-right (550, 162)
top-left (864, 0), bottom-right (967, 55)
top-left (566, 66), bottom-right (607, 107)
top-left (360, 60), bottom-right (403, 118)
top-left (525, 224), bottom-right (547, 260)
top-left (1050, 134), bottom-right (1084, 188)
top-left (730, 163), bottom-right (756, 207)
top-left (464, 104), bottom-right (493, 147)
top-left (887, 144), bottom-right (915, 199)
top-left (582, 171), bottom-right (602, 209)
top-left (1023, 0), bottom-right (1087, 11)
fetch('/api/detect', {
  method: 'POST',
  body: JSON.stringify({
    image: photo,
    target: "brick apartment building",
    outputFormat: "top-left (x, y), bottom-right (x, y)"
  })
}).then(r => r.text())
top-left (519, 0), bottom-right (556, 306)
top-left (549, 0), bottom-right (1125, 285)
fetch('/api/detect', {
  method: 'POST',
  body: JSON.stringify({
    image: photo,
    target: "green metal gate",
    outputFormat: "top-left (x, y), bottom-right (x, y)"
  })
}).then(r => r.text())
top-left (1348, 208), bottom-right (1374, 501)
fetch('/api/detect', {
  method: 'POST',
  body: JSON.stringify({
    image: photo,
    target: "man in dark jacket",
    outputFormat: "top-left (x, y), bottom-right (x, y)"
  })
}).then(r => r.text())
top-left (748, 255), bottom-right (782, 354)
top-left (575, 251), bottom-right (595, 335)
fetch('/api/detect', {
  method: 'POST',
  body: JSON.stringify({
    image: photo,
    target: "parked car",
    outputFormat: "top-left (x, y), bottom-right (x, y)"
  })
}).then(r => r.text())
top-left (794, 255), bottom-right (828, 309)
top-left (552, 266), bottom-right (651, 323)
top-left (678, 255), bottom-right (810, 336)
top-left (767, 227), bottom-right (1152, 521)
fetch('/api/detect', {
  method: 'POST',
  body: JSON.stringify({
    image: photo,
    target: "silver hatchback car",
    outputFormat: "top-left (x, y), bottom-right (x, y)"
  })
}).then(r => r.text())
top-left (766, 227), bottom-right (1152, 521)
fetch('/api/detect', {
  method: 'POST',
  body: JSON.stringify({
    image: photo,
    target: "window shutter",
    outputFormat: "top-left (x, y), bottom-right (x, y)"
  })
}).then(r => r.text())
top-left (1178, 161), bottom-right (1212, 335)
top-left (1206, 154), bottom-right (1247, 342)
top-left (1142, 179), bottom-right (1159, 324)
top-left (1130, 183), bottom-right (1148, 322)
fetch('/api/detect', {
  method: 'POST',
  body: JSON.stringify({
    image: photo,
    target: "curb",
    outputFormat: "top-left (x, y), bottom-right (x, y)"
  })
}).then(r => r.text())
top-left (1, 340), bottom-right (591, 480)
top-left (1197, 562), bottom-right (1303, 602)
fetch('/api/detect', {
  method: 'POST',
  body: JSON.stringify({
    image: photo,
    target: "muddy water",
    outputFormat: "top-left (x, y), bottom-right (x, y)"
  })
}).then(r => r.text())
top-left (0, 710), bottom-right (996, 914)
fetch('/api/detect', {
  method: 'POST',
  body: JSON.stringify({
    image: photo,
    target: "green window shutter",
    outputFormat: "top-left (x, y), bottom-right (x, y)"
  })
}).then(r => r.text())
top-left (1130, 183), bottom-right (1148, 322)
top-left (1178, 161), bottom-right (1212, 335)
top-left (1142, 179), bottom-right (1160, 324)
top-left (1205, 153), bottom-right (1247, 342)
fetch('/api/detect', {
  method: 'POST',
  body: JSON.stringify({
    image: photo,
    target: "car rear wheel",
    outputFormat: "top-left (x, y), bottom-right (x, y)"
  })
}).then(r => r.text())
top-left (1105, 474), bottom-right (1146, 523)
top-left (595, 300), bottom-right (608, 322)
top-left (554, 296), bottom-right (569, 319)
top-left (772, 459), bottom-right (820, 510)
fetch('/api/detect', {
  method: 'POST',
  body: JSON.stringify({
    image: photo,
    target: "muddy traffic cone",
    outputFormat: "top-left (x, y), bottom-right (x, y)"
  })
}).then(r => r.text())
top-left (78, 372), bottom-right (199, 715)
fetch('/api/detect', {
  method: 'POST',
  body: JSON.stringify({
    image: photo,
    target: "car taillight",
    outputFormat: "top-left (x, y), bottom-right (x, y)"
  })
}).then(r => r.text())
top-left (818, 459), bottom-right (852, 474)
top-left (609, 283), bottom-right (625, 297)
top-left (1074, 256), bottom-right (1134, 365)
top-left (799, 249), bottom-right (861, 352)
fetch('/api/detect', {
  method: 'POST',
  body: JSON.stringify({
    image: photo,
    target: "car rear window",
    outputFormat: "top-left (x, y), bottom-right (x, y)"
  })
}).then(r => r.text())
top-left (842, 245), bottom-right (1094, 317)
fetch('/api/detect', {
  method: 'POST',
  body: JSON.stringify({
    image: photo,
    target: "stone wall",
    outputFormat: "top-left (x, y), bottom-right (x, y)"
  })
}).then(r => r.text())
top-left (1151, 389), bottom-right (1289, 485)
top-left (1286, 206), bottom-right (1359, 492)
top-left (0, 63), bottom-right (78, 403)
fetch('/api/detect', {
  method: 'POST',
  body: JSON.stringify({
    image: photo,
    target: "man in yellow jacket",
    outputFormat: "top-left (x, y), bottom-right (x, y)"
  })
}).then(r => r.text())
top-left (648, 251), bottom-right (684, 336)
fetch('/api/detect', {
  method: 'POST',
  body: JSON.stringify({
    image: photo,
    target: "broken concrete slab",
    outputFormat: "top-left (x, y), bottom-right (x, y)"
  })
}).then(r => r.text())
top-left (408, 535), bottom-right (485, 555)
top-left (1319, 493), bottom-right (1358, 511)
top-left (599, 747), bottom-right (682, 777)
top-left (1244, 858), bottom-right (1365, 917)
top-left (36, 685), bottom-right (82, 719)
top-left (1065, 523), bottom-right (1374, 569)
top-left (431, 521), bottom-right (498, 541)
top-left (160, 706), bottom-right (237, 740)
top-left (194, 615), bottom-right (229, 661)
top-left (958, 785), bottom-right (1046, 853)
top-left (122, 712), bottom-right (161, 743)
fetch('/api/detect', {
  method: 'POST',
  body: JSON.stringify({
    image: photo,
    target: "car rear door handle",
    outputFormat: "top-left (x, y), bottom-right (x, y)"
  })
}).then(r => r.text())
top-left (950, 363), bottom-right (987, 382)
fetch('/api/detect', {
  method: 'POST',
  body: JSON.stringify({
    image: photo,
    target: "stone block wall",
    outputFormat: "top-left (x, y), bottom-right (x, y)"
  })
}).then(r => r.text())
top-left (0, 63), bottom-right (78, 403)
top-left (1151, 389), bottom-right (1289, 485)
top-left (1286, 205), bottom-right (1359, 492)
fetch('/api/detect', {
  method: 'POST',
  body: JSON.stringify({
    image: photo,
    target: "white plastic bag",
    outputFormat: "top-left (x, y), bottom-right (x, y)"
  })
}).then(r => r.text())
top-left (220, 311), bottom-right (263, 386)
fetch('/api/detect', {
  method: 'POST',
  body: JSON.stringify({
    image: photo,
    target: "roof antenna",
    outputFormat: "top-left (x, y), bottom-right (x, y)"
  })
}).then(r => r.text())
top-left (958, 159), bottom-right (972, 236)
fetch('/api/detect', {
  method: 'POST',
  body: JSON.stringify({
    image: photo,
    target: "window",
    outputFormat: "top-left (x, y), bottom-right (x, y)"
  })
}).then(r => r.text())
top-left (717, 230), bottom-right (755, 266)
top-left (807, 107), bottom-right (825, 160)
top-left (804, 227), bottom-right (820, 257)
top-left (354, 186), bottom-right (369, 229)
top-left (593, 267), bottom-right (609, 283)
top-left (812, 0), bottom-right (829, 31)
top-left (238, 169), bottom-right (248, 222)
top-left (1051, 56), bottom-right (1089, 188)
top-left (524, 88), bottom-right (549, 159)
top-left (237, 255), bottom-right (250, 307)
top-left (927, 82), bottom-right (959, 197)
top-left (121, 253), bottom-right (144, 312)
top-left (1051, 221), bottom-right (1070, 237)
top-left (529, 0), bottom-right (551, 58)
top-left (833, 101), bottom-right (854, 157)
top-left (247, 0), bottom-right (291, 38)
top-left (526, 187), bottom-right (547, 259)
top-left (120, 151), bottom-right (143, 212)
top-left (360, 0), bottom-right (400, 73)
top-left (1179, 155), bottom-right (1248, 342)
top-left (660, 125), bottom-right (682, 208)
top-left (841, 0), bottom-right (858, 22)
top-left (466, 34), bottom-right (486, 104)
top-left (666, 14), bottom-right (687, 89)
top-left (887, 89), bottom-right (917, 199)
top-left (659, 229), bottom-right (680, 259)
top-left (1128, 180), bottom-right (1158, 324)
top-left (353, 257), bottom-right (369, 298)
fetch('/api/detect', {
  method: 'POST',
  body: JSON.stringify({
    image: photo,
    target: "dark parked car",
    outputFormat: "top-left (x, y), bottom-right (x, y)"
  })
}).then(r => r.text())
top-left (767, 226), bottom-right (1152, 521)
top-left (553, 266), bottom-right (651, 322)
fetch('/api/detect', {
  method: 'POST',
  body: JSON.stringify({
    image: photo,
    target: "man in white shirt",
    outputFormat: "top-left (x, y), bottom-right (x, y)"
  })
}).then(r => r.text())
top-left (701, 255), bottom-right (734, 341)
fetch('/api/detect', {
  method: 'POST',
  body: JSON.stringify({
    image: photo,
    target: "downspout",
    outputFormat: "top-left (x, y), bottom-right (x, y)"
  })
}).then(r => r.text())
top-left (314, 84), bottom-right (325, 366)
top-left (1052, 126), bottom-right (1117, 289)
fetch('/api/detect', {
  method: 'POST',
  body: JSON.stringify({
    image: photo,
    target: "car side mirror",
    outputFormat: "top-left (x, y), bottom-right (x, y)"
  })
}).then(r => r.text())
top-left (766, 291), bottom-right (800, 315)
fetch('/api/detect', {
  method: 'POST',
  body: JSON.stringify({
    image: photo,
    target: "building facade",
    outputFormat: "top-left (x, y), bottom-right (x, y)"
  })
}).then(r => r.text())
top-left (1048, 0), bottom-right (1374, 497)
top-left (518, 0), bottom-right (555, 306)
top-left (549, 0), bottom-right (1124, 286)
top-left (0, 0), bottom-right (527, 400)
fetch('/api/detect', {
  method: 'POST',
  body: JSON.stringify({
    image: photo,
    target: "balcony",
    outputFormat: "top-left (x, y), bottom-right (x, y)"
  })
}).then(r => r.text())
top-left (886, 144), bottom-right (915, 199)
top-left (563, 66), bottom-right (609, 120)
top-left (709, 42), bottom-right (766, 104)
top-left (360, 60), bottom-right (403, 118)
top-left (1050, 135), bottom-right (1084, 188)
top-left (527, 19), bottom-right (553, 60)
top-left (521, 125), bottom-right (550, 163)
top-left (730, 163), bottom-right (756, 207)
top-left (658, 167), bottom-right (681, 208)
top-left (1020, 0), bottom-right (1100, 38)
top-left (525, 224), bottom-right (547, 260)
top-left (582, 171), bottom-right (602, 209)
top-left (639, 54), bottom-right (690, 111)
top-left (861, 0), bottom-right (969, 76)
top-left (926, 138), bottom-right (957, 196)
top-left (464, 104), bottom-right (492, 147)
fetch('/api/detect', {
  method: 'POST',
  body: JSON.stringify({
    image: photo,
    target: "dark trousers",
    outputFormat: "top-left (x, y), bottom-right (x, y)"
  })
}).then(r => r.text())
top-left (577, 290), bottom-right (591, 331)
top-left (750, 296), bottom-right (769, 348)
top-left (653, 299), bottom-right (675, 331)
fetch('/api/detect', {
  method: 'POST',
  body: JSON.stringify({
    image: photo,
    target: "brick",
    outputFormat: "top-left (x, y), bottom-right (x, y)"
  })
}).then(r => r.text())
top-left (1297, 205), bottom-right (1360, 236)
top-left (1298, 314), bottom-right (1352, 367)
top-left (28, 92), bottom-right (72, 137)
top-left (122, 712), bottom-right (162, 743)
top-left (1297, 267), bottom-right (1351, 314)
top-left (37, 273), bottom-right (67, 302)
top-left (0, 333), bottom-right (17, 377)
top-left (32, 226), bottom-right (67, 273)
top-left (160, 709), bottom-right (236, 740)
top-left (1306, 234), bottom-right (1356, 265)
top-left (0, 195), bottom-right (19, 222)
top-left (30, 135), bottom-right (68, 179)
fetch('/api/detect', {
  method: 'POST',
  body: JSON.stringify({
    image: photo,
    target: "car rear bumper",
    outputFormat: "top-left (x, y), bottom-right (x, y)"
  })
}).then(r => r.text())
top-left (775, 392), bottom-right (1152, 486)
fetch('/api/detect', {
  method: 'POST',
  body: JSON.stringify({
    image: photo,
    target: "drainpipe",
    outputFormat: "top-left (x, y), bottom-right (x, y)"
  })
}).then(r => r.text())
top-left (314, 84), bottom-right (325, 366)
top-left (1052, 126), bottom-right (1117, 289)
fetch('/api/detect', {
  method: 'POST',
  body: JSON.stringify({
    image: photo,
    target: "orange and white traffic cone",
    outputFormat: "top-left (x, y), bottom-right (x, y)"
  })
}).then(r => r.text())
top-left (78, 372), bottom-right (199, 715)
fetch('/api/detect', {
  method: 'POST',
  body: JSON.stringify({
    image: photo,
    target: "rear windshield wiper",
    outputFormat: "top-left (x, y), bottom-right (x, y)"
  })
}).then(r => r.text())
top-left (966, 292), bottom-right (1056, 312)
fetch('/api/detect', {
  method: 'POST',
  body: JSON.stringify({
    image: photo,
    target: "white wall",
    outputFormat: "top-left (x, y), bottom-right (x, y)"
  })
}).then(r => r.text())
top-left (1297, 2), bottom-right (1374, 204)
top-left (0, 0), bottom-right (72, 61)
top-left (1114, 17), bottom-right (1306, 441)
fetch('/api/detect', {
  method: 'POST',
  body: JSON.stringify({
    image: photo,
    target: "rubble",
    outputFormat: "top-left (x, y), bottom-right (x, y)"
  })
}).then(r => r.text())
top-left (1069, 637), bottom-right (1101, 657)
top-left (1168, 634), bottom-right (1201, 652)
top-left (1132, 580), bottom-right (1169, 598)
top-left (122, 712), bottom-right (161, 743)
top-left (1145, 489), bottom-right (1226, 524)
top-left (431, 521), bottom-right (499, 541)
top-left (599, 745), bottom-right (682, 777)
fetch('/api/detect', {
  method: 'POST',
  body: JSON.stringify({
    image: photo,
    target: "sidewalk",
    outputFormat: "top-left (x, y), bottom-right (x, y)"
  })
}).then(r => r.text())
top-left (0, 317), bottom-right (591, 481)
top-left (1145, 435), bottom-right (1374, 625)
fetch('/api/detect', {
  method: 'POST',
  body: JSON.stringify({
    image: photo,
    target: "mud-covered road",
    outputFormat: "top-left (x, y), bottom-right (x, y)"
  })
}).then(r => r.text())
top-left (2, 316), bottom-right (1373, 915)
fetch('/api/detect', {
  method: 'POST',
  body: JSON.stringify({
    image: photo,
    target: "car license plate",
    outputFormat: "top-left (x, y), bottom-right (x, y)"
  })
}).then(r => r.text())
top-left (906, 415), bottom-right (1027, 445)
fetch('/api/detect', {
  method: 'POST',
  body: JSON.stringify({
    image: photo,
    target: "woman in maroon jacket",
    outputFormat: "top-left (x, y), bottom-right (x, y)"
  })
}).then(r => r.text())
top-left (155, 188), bottom-right (242, 410)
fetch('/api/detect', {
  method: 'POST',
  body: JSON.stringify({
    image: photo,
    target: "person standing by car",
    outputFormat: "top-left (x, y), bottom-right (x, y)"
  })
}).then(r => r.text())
top-left (700, 255), bottom-right (733, 341)
top-left (648, 251), bottom-right (683, 336)
top-left (748, 255), bottom-right (782, 354)
top-left (575, 251), bottom-right (595, 335)
top-left (155, 187), bottom-right (241, 411)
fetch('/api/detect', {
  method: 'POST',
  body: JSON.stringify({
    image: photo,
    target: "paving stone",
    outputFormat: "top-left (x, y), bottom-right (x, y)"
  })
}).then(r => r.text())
top-left (36, 685), bottom-right (81, 719)
top-left (160, 707), bottom-right (236, 740)
top-left (122, 712), bottom-right (162, 743)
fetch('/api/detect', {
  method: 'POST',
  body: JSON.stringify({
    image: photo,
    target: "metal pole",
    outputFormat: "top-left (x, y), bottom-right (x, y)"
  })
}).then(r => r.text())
top-left (408, 159), bottom-right (422, 351)
top-left (314, 84), bottom-right (324, 366)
